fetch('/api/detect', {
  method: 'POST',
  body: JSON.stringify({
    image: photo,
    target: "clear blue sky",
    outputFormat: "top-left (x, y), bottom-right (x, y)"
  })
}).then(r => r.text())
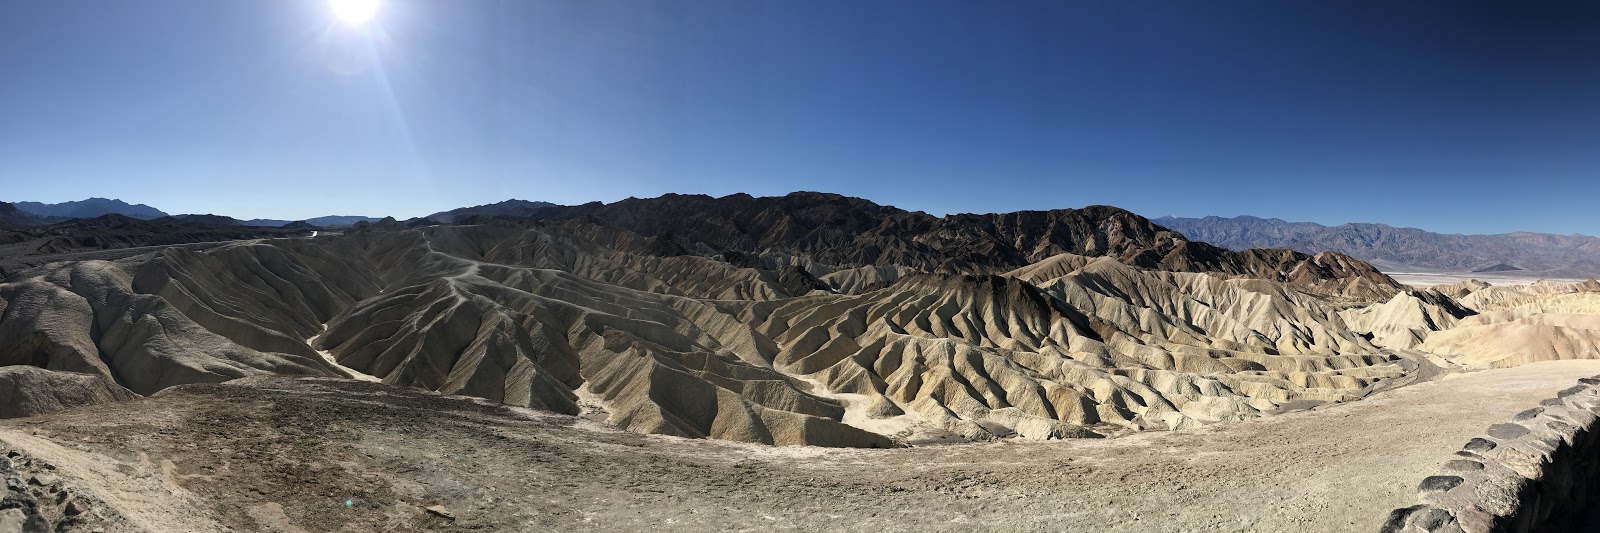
top-left (1, 1), bottom-right (1597, 234)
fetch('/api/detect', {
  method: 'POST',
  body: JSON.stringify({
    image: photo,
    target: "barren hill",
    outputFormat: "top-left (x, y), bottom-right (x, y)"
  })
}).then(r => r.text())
top-left (0, 202), bottom-right (44, 228)
top-left (426, 199), bottom-right (559, 223)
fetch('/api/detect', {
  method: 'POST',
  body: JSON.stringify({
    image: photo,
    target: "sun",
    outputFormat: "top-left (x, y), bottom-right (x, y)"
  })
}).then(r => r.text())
top-left (329, 0), bottom-right (381, 26)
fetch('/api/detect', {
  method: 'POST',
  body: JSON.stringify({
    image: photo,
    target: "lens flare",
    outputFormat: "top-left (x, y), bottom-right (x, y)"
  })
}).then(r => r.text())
top-left (329, 0), bottom-right (380, 26)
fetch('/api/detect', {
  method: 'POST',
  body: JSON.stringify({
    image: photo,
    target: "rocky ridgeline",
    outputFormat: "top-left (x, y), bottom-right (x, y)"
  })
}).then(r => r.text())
top-left (0, 446), bottom-right (121, 532)
top-left (1381, 376), bottom-right (1600, 532)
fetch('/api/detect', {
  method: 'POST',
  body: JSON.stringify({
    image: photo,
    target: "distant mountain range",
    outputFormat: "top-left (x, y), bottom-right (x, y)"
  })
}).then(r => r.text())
top-left (238, 216), bottom-right (382, 227)
top-left (5, 198), bottom-right (379, 228)
top-left (24, 197), bottom-right (1598, 279)
top-left (0, 202), bottom-right (45, 228)
top-left (14, 198), bottom-right (168, 220)
top-left (1154, 215), bottom-right (1600, 278)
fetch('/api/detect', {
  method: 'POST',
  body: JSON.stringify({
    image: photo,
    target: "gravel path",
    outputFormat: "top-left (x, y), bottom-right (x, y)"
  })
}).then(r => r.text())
top-left (4, 360), bottom-right (1598, 532)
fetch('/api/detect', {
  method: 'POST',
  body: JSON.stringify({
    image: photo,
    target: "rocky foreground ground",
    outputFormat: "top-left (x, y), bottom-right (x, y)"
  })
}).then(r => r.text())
top-left (4, 360), bottom-right (1598, 532)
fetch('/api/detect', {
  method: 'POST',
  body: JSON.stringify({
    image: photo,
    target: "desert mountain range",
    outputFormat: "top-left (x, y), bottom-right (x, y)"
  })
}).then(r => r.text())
top-left (0, 192), bottom-right (1422, 447)
top-left (1, 192), bottom-right (1598, 443)
top-left (4, 191), bottom-right (1600, 531)
top-left (1156, 215), bottom-right (1600, 278)
top-left (13, 198), bottom-right (168, 221)
top-left (4, 199), bottom-right (378, 228)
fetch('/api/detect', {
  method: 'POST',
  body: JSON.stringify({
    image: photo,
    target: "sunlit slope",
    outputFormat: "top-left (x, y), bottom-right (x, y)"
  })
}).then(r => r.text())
top-left (1414, 280), bottom-right (1600, 367)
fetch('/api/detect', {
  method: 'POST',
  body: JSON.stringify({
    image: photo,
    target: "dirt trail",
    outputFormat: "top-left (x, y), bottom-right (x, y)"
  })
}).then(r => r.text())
top-left (3, 360), bottom-right (1598, 532)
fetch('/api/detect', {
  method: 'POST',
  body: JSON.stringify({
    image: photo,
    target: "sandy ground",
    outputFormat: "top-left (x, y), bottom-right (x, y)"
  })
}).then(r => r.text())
top-left (306, 330), bottom-right (382, 383)
top-left (3, 360), bottom-right (1599, 533)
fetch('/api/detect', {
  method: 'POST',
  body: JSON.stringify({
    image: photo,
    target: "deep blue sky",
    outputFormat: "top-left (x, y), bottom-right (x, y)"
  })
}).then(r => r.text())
top-left (1, 1), bottom-right (1597, 234)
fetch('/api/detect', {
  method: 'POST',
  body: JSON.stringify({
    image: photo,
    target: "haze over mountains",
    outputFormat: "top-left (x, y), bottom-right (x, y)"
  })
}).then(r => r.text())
top-left (1156, 215), bottom-right (1600, 278)
top-left (237, 215), bottom-right (384, 227)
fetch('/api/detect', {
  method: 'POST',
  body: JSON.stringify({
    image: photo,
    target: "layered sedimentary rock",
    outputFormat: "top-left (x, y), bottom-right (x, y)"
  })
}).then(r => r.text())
top-left (1323, 275), bottom-right (1600, 368)
top-left (1340, 289), bottom-right (1477, 350)
top-left (1408, 279), bottom-right (1600, 367)
top-left (0, 256), bottom-right (349, 395)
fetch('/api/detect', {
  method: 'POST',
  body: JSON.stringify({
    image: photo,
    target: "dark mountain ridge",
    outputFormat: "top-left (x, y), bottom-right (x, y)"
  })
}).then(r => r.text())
top-left (0, 214), bottom-right (313, 276)
top-left (450, 192), bottom-right (1400, 300)
top-left (160, 214), bottom-right (243, 226)
top-left (427, 199), bottom-right (559, 223)
top-left (0, 202), bottom-right (45, 228)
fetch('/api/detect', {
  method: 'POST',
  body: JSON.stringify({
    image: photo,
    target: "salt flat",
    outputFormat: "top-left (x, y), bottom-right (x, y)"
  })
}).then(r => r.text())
top-left (1388, 270), bottom-right (1591, 288)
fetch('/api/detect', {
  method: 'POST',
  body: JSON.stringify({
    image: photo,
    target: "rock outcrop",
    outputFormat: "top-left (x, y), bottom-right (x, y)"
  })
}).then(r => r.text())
top-left (0, 366), bottom-right (138, 419)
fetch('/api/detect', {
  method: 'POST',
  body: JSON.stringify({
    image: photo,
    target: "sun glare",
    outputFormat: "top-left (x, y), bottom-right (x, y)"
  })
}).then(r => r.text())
top-left (329, 0), bottom-right (381, 26)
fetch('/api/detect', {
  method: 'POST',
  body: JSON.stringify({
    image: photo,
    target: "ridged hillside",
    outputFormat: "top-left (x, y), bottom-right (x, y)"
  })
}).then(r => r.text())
top-left (0, 195), bottom-right (1421, 447)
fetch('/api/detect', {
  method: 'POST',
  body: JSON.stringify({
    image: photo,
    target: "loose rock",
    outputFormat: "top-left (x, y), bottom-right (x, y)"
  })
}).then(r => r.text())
top-left (425, 505), bottom-right (455, 520)
top-left (1418, 476), bottom-right (1463, 494)
top-left (1485, 423), bottom-right (1529, 440)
